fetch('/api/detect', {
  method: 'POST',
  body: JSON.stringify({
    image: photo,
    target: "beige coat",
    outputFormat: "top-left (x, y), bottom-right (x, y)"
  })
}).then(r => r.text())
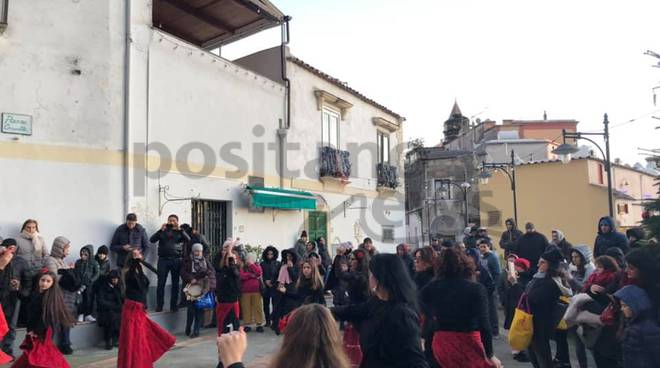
top-left (15, 231), bottom-right (48, 268)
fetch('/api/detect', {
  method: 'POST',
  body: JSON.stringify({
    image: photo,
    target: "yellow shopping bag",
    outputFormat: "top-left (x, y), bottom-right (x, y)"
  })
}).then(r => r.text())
top-left (508, 294), bottom-right (534, 351)
top-left (556, 296), bottom-right (570, 330)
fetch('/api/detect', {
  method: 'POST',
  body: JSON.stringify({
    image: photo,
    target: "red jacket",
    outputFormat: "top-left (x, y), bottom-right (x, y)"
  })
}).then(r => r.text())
top-left (239, 263), bottom-right (262, 294)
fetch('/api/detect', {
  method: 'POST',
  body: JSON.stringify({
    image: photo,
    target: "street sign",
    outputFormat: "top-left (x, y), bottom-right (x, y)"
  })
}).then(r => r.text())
top-left (1, 113), bottom-right (33, 135)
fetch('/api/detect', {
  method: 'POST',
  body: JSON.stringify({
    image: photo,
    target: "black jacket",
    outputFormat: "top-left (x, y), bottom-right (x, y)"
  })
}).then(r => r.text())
top-left (0, 255), bottom-right (32, 306)
top-left (215, 265), bottom-right (241, 303)
top-left (499, 230), bottom-right (523, 255)
top-left (332, 297), bottom-right (429, 368)
top-left (414, 269), bottom-right (434, 292)
top-left (26, 292), bottom-right (48, 338)
top-left (513, 232), bottom-right (549, 269)
top-left (95, 276), bottom-right (124, 328)
top-left (75, 244), bottom-right (100, 287)
top-left (124, 259), bottom-right (157, 305)
top-left (317, 241), bottom-right (332, 268)
top-left (594, 216), bottom-right (629, 257)
top-left (527, 276), bottom-right (561, 339)
top-left (420, 278), bottom-right (494, 358)
top-left (286, 279), bottom-right (326, 306)
top-left (150, 227), bottom-right (190, 259)
top-left (110, 223), bottom-right (150, 267)
top-left (96, 256), bottom-right (111, 277)
top-left (341, 270), bottom-right (370, 304)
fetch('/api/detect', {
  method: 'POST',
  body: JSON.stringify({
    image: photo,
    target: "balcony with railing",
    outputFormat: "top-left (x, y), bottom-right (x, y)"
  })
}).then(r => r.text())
top-left (377, 163), bottom-right (399, 191)
top-left (320, 146), bottom-right (351, 183)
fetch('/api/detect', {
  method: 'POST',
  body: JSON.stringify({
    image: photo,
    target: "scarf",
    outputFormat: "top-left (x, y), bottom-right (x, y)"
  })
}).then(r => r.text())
top-left (191, 256), bottom-right (207, 273)
top-left (22, 230), bottom-right (46, 258)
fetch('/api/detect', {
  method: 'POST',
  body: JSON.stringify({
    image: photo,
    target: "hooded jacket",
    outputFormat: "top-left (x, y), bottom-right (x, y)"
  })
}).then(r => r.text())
top-left (614, 285), bottom-right (660, 368)
top-left (260, 246), bottom-right (281, 286)
top-left (594, 216), bottom-right (629, 257)
top-left (551, 230), bottom-right (573, 261)
top-left (499, 219), bottom-right (523, 255)
top-left (43, 236), bottom-right (70, 275)
top-left (568, 245), bottom-right (596, 292)
top-left (75, 244), bottom-right (100, 287)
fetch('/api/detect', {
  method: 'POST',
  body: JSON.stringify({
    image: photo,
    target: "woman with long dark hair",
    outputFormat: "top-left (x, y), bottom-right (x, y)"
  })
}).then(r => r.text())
top-left (413, 246), bottom-right (438, 368)
top-left (332, 254), bottom-right (428, 368)
top-left (118, 249), bottom-right (175, 368)
top-left (421, 247), bottom-right (502, 368)
top-left (342, 249), bottom-right (370, 305)
top-left (12, 270), bottom-right (75, 368)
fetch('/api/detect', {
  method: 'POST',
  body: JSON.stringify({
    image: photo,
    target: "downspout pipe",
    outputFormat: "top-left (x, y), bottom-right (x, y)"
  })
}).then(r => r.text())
top-left (122, 0), bottom-right (131, 215)
top-left (278, 16), bottom-right (291, 188)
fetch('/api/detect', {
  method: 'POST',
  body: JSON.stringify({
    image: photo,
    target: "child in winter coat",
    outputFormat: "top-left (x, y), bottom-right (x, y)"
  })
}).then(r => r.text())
top-left (614, 285), bottom-right (660, 368)
top-left (13, 270), bottom-right (76, 368)
top-left (74, 244), bottom-right (100, 322)
top-left (95, 270), bottom-right (123, 350)
top-left (95, 245), bottom-right (111, 278)
top-left (239, 254), bottom-right (264, 332)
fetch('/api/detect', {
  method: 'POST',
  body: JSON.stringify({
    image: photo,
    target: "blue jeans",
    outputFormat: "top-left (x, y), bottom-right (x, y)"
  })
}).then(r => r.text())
top-left (157, 257), bottom-right (182, 310)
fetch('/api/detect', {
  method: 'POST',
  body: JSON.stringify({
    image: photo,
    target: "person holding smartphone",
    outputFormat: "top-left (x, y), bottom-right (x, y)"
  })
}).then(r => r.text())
top-left (150, 214), bottom-right (190, 312)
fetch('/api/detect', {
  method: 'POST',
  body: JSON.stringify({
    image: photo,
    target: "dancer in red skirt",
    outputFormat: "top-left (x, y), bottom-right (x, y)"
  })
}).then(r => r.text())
top-left (12, 270), bottom-right (76, 368)
top-left (0, 304), bottom-right (12, 364)
top-left (213, 242), bottom-right (241, 337)
top-left (118, 249), bottom-right (175, 368)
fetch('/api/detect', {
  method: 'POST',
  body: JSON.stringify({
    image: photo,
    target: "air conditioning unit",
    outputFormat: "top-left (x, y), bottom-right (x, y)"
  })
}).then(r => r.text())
top-left (0, 0), bottom-right (7, 34)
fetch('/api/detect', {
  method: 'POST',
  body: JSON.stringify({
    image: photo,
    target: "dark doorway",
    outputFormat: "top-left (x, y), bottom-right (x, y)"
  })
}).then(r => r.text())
top-left (191, 199), bottom-right (228, 261)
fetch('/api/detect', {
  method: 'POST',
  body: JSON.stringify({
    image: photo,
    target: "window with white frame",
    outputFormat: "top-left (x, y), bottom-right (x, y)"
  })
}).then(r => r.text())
top-left (377, 131), bottom-right (390, 164)
top-left (322, 108), bottom-right (340, 148)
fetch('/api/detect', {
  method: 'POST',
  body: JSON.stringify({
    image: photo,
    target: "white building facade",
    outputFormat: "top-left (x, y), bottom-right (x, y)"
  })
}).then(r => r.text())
top-left (0, 0), bottom-right (406, 262)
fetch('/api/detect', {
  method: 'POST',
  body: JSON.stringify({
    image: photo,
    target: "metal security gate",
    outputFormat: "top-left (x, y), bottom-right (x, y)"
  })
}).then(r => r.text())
top-left (191, 200), bottom-right (228, 262)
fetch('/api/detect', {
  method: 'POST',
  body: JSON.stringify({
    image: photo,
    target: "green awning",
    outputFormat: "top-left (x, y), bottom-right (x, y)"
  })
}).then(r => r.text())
top-left (247, 186), bottom-right (317, 210)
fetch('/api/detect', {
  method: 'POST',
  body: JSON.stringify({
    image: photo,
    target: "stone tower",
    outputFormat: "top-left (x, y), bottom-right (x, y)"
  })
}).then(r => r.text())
top-left (443, 100), bottom-right (470, 145)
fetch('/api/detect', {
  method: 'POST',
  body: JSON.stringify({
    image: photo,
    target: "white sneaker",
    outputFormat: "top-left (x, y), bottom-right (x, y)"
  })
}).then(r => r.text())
top-left (77, 315), bottom-right (84, 323)
top-left (84, 315), bottom-right (96, 322)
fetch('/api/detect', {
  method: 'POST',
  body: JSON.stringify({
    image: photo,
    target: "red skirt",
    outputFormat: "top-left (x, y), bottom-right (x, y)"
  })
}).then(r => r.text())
top-left (117, 300), bottom-right (176, 368)
top-left (11, 328), bottom-right (69, 368)
top-left (0, 305), bottom-right (13, 364)
top-left (432, 331), bottom-right (493, 368)
top-left (342, 324), bottom-right (363, 368)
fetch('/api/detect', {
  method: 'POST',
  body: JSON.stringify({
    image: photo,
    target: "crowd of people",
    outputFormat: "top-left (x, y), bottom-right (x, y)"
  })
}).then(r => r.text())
top-left (1, 213), bottom-right (659, 368)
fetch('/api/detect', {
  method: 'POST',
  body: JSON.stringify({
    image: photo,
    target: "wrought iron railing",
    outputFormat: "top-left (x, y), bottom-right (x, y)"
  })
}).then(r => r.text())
top-left (377, 163), bottom-right (399, 189)
top-left (320, 146), bottom-right (351, 179)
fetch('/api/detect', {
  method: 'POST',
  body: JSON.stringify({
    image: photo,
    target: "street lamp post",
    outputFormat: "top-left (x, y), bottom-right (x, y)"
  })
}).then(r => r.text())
top-left (552, 113), bottom-right (613, 218)
top-left (436, 179), bottom-right (471, 228)
top-left (479, 149), bottom-right (518, 226)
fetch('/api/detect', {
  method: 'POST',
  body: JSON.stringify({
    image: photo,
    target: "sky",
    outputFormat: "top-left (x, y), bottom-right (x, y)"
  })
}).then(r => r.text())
top-left (222, 0), bottom-right (660, 165)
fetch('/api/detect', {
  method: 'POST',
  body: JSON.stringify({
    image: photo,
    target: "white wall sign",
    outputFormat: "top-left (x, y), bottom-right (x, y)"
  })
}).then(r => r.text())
top-left (1, 113), bottom-right (33, 135)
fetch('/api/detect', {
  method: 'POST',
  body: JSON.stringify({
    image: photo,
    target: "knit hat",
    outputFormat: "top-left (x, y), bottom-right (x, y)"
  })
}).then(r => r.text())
top-left (541, 246), bottom-right (563, 268)
top-left (1, 238), bottom-right (17, 248)
top-left (191, 243), bottom-right (204, 253)
top-left (525, 222), bottom-right (535, 231)
top-left (614, 285), bottom-right (653, 318)
top-left (301, 230), bottom-right (308, 238)
top-left (97, 245), bottom-right (109, 255)
top-left (514, 258), bottom-right (531, 271)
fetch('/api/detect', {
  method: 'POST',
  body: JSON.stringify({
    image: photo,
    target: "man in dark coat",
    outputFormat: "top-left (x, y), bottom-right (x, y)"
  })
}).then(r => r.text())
top-left (0, 239), bottom-right (32, 359)
top-left (594, 216), bottom-right (629, 257)
top-left (514, 223), bottom-right (549, 274)
top-left (294, 231), bottom-right (308, 261)
top-left (150, 214), bottom-right (190, 312)
top-left (316, 237), bottom-right (332, 270)
top-left (110, 213), bottom-right (150, 268)
top-left (499, 218), bottom-right (523, 256)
